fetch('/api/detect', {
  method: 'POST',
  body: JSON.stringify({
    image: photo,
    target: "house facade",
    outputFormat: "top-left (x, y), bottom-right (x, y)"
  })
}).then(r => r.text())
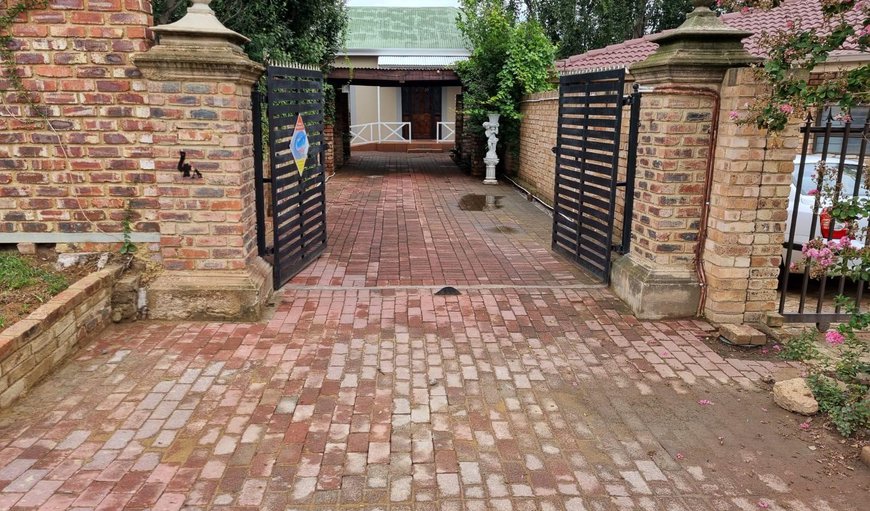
top-left (331, 6), bottom-right (469, 149)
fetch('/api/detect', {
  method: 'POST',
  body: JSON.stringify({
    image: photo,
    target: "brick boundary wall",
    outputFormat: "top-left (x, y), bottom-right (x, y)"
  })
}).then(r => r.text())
top-left (0, 264), bottom-right (120, 408)
top-left (0, 0), bottom-right (158, 251)
top-left (516, 83), bottom-right (634, 249)
top-left (517, 90), bottom-right (558, 206)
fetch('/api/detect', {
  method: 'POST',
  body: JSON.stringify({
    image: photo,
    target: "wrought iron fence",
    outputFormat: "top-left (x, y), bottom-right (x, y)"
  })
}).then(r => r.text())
top-left (779, 115), bottom-right (869, 326)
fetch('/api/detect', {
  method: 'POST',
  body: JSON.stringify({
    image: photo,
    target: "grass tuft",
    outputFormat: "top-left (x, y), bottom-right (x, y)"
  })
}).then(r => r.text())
top-left (0, 252), bottom-right (68, 295)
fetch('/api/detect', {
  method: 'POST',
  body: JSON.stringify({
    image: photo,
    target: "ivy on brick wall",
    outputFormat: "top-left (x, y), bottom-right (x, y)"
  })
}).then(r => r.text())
top-left (0, 0), bottom-right (49, 108)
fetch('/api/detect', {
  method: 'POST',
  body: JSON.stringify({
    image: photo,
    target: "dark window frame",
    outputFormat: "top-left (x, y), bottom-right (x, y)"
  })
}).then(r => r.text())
top-left (813, 104), bottom-right (869, 155)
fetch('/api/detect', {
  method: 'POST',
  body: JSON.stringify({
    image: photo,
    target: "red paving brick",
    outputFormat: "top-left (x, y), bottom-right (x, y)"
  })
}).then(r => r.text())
top-left (0, 153), bottom-right (867, 509)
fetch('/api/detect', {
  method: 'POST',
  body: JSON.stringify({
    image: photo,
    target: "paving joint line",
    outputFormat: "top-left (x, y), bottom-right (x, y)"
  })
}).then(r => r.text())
top-left (278, 283), bottom-right (607, 291)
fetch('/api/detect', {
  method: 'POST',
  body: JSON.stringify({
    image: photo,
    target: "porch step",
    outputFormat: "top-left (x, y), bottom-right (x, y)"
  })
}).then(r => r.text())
top-left (354, 141), bottom-right (453, 153)
top-left (408, 147), bottom-right (445, 153)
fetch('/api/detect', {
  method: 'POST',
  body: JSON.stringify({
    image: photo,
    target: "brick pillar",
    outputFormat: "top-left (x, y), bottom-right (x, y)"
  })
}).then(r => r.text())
top-left (323, 124), bottom-right (336, 175)
top-left (133, 0), bottom-right (269, 320)
top-left (610, 2), bottom-right (757, 319)
top-left (702, 68), bottom-right (798, 324)
top-left (335, 89), bottom-right (350, 167)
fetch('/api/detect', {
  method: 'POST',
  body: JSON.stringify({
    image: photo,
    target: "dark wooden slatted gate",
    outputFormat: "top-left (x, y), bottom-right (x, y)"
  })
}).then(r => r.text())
top-left (552, 68), bottom-right (640, 283)
top-left (253, 63), bottom-right (327, 289)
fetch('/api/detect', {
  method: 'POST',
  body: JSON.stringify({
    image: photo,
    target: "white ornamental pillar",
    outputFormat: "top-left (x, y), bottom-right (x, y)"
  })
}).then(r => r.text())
top-left (482, 112), bottom-right (499, 185)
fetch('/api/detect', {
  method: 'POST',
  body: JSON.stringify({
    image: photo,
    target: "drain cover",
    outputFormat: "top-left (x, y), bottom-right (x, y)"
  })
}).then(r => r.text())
top-left (435, 286), bottom-right (461, 296)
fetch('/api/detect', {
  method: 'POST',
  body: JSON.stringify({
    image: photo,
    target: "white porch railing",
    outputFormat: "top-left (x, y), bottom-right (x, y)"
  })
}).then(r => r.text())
top-left (437, 122), bottom-right (455, 142)
top-left (350, 122), bottom-right (412, 146)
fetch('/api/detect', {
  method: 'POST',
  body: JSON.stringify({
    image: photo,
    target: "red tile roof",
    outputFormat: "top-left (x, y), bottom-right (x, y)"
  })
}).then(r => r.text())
top-left (557, 0), bottom-right (867, 72)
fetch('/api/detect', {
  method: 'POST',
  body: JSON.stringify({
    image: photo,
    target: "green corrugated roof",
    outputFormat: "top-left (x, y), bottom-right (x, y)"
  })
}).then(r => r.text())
top-left (344, 7), bottom-right (468, 50)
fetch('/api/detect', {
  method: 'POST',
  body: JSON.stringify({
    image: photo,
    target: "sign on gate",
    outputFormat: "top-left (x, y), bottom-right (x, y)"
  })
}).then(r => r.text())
top-left (551, 68), bottom-right (641, 284)
top-left (291, 114), bottom-right (310, 176)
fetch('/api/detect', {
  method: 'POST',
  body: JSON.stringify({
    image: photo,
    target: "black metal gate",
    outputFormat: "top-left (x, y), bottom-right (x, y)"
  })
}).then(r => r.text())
top-left (253, 63), bottom-right (327, 289)
top-left (779, 113), bottom-right (869, 325)
top-left (552, 68), bottom-right (641, 283)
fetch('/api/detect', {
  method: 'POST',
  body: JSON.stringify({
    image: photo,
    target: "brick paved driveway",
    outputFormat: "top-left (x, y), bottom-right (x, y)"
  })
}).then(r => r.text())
top-left (0, 153), bottom-right (866, 510)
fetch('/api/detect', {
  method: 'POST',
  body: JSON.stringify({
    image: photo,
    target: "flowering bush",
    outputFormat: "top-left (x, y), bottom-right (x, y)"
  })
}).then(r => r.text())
top-left (788, 160), bottom-right (870, 435)
top-left (718, 0), bottom-right (870, 131)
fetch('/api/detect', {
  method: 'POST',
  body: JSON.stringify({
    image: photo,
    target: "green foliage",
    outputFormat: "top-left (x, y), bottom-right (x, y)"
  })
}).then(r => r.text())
top-left (0, 0), bottom-right (49, 103)
top-left (784, 159), bottom-right (870, 436)
top-left (119, 204), bottom-right (137, 256)
top-left (0, 252), bottom-right (68, 296)
top-left (807, 374), bottom-right (870, 437)
top-left (456, 0), bottom-right (556, 127)
top-left (520, 0), bottom-right (695, 59)
top-left (780, 329), bottom-right (821, 362)
top-left (152, 0), bottom-right (348, 69)
top-left (722, 0), bottom-right (869, 131)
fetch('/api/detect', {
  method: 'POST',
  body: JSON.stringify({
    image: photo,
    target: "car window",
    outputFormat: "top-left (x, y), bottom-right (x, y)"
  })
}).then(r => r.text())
top-left (795, 164), bottom-right (867, 196)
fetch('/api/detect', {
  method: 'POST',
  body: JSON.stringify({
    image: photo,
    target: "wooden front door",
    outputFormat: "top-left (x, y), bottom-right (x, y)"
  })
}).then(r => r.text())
top-left (402, 87), bottom-right (441, 140)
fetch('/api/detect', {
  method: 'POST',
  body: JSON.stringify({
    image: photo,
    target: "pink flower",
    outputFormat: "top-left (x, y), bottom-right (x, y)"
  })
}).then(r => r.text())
top-left (660, 350), bottom-right (669, 357)
top-left (729, 110), bottom-right (740, 121)
top-left (698, 399), bottom-right (713, 406)
top-left (675, 452), bottom-right (685, 460)
top-left (799, 420), bottom-right (811, 430)
top-left (758, 501), bottom-right (770, 509)
top-left (835, 236), bottom-right (852, 250)
top-left (741, 6), bottom-right (750, 15)
top-left (780, 104), bottom-right (794, 114)
top-left (825, 330), bottom-right (845, 345)
top-left (772, 344), bottom-right (782, 352)
top-left (807, 189), bottom-right (818, 196)
top-left (786, 20), bottom-right (795, 29)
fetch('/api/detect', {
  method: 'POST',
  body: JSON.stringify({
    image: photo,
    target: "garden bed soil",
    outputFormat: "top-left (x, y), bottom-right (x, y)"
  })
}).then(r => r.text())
top-left (0, 250), bottom-right (99, 330)
top-left (699, 334), bottom-right (786, 362)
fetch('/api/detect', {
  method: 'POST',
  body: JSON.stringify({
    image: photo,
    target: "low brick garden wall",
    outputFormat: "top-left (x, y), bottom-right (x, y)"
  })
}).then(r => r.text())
top-left (0, 265), bottom-right (121, 408)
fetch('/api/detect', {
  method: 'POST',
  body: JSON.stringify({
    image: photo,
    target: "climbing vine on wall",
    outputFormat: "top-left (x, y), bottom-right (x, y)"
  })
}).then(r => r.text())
top-left (0, 0), bottom-right (48, 107)
top-left (720, 0), bottom-right (870, 131)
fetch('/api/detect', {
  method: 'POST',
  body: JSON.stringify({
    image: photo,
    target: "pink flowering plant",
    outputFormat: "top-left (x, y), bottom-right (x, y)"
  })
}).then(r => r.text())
top-left (785, 159), bottom-right (870, 436)
top-left (718, 0), bottom-right (870, 131)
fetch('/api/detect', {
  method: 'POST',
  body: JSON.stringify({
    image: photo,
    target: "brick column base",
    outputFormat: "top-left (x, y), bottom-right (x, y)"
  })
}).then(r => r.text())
top-left (133, 11), bottom-right (270, 321)
top-left (611, 256), bottom-right (701, 319)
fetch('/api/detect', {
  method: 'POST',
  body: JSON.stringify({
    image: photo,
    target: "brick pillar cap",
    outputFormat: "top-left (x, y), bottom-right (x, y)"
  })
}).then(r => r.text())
top-left (630, 2), bottom-right (760, 84)
top-left (152, 0), bottom-right (249, 48)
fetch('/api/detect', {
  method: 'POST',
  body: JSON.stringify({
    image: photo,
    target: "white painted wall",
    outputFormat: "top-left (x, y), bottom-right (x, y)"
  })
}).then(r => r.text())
top-left (349, 85), bottom-right (403, 142)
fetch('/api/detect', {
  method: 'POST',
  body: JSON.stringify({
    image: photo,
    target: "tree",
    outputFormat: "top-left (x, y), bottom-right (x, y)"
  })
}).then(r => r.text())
top-left (456, 0), bottom-right (556, 124)
top-left (151, 0), bottom-right (347, 68)
top-left (513, 0), bottom-right (695, 59)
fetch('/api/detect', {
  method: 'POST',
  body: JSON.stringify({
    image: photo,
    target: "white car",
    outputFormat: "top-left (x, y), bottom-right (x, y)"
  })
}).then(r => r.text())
top-left (784, 155), bottom-right (866, 270)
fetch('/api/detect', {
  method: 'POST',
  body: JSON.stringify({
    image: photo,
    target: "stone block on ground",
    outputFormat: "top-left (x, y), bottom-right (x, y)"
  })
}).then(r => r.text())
top-left (773, 378), bottom-right (819, 416)
top-left (765, 312), bottom-right (785, 328)
top-left (112, 273), bottom-right (141, 323)
top-left (861, 446), bottom-right (870, 468)
top-left (719, 323), bottom-right (766, 346)
top-left (16, 243), bottom-right (36, 255)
